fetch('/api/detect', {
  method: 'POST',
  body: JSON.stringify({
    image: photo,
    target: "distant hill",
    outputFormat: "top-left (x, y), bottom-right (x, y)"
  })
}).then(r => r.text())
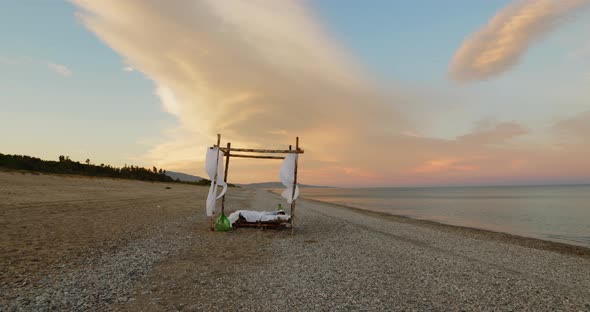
top-left (0, 153), bottom-right (176, 183)
top-left (241, 182), bottom-right (332, 188)
top-left (165, 171), bottom-right (204, 182)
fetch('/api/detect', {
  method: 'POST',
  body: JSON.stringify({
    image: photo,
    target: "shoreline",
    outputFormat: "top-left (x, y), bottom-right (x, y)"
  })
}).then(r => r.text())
top-left (273, 190), bottom-right (590, 258)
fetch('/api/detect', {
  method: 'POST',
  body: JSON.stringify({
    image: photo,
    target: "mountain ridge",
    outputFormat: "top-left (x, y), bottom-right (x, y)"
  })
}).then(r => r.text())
top-left (165, 171), bottom-right (204, 182)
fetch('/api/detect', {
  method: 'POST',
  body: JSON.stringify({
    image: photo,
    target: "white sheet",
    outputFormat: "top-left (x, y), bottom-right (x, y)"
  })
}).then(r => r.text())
top-left (228, 210), bottom-right (291, 224)
top-left (204, 147), bottom-right (228, 217)
top-left (215, 151), bottom-right (227, 200)
top-left (280, 154), bottom-right (299, 203)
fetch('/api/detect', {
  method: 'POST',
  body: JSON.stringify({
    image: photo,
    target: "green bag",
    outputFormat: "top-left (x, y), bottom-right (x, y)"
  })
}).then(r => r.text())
top-left (215, 212), bottom-right (232, 232)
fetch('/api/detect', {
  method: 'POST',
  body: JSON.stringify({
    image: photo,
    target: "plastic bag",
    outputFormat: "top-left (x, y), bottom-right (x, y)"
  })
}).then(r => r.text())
top-left (215, 212), bottom-right (232, 232)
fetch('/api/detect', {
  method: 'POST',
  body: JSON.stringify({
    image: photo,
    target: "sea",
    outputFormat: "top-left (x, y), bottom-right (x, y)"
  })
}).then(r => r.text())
top-left (299, 185), bottom-right (590, 248)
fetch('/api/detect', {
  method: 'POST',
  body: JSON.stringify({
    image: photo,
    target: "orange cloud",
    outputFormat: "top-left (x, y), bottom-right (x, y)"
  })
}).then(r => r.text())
top-left (411, 158), bottom-right (480, 174)
top-left (510, 159), bottom-right (527, 169)
top-left (450, 0), bottom-right (589, 81)
top-left (458, 121), bottom-right (527, 144)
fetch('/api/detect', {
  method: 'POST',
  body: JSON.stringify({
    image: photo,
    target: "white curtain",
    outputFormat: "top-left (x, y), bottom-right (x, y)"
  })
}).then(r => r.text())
top-left (280, 154), bottom-right (299, 203)
top-left (205, 147), bottom-right (227, 216)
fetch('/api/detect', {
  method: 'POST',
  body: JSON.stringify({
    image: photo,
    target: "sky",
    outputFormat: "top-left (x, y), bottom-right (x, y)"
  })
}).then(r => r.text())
top-left (1, 0), bottom-right (589, 187)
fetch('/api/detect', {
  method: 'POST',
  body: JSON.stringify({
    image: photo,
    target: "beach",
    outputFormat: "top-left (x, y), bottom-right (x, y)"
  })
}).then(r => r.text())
top-left (1, 171), bottom-right (589, 311)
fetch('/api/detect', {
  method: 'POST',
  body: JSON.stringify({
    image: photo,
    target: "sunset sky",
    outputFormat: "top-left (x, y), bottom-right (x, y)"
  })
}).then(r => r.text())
top-left (1, 0), bottom-right (589, 187)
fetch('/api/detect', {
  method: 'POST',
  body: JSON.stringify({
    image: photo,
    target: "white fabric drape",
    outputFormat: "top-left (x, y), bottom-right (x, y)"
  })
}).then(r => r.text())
top-left (215, 152), bottom-right (227, 200)
top-left (280, 154), bottom-right (299, 203)
top-left (205, 147), bottom-right (227, 216)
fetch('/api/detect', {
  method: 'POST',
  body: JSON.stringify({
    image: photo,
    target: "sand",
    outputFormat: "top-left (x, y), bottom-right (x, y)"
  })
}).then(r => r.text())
top-left (1, 171), bottom-right (589, 311)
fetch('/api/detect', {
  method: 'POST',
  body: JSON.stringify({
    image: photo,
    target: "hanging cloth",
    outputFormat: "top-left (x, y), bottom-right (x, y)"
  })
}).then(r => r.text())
top-left (205, 147), bottom-right (227, 216)
top-left (280, 154), bottom-right (299, 203)
top-left (215, 151), bottom-right (227, 200)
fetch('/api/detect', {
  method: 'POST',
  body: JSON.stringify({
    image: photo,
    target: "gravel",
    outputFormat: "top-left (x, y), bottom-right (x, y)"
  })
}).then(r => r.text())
top-left (2, 216), bottom-right (194, 311)
top-left (122, 190), bottom-right (590, 311)
top-left (256, 194), bottom-right (590, 311)
top-left (2, 180), bottom-right (590, 311)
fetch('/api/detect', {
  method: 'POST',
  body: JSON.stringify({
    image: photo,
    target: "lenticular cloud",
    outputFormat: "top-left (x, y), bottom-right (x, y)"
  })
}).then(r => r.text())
top-left (450, 0), bottom-right (589, 82)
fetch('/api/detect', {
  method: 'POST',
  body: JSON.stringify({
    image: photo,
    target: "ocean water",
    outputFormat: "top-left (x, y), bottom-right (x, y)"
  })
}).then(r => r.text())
top-left (299, 185), bottom-right (590, 248)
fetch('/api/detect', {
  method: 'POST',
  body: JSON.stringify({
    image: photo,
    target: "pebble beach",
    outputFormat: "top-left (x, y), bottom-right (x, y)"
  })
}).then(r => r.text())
top-left (1, 171), bottom-right (589, 311)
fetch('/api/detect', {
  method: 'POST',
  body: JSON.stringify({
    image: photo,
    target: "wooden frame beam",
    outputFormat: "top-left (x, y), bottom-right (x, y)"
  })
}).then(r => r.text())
top-left (219, 147), bottom-right (303, 154)
top-left (290, 137), bottom-right (299, 238)
top-left (220, 142), bottom-right (231, 215)
top-left (228, 154), bottom-right (285, 160)
top-left (210, 134), bottom-right (221, 231)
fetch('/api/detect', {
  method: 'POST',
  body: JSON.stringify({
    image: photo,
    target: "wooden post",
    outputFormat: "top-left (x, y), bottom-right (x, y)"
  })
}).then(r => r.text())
top-left (290, 137), bottom-right (299, 237)
top-left (210, 134), bottom-right (221, 231)
top-left (221, 142), bottom-right (231, 215)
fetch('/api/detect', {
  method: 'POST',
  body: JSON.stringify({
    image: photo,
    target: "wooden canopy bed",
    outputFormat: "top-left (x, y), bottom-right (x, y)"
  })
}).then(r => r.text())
top-left (209, 134), bottom-right (304, 236)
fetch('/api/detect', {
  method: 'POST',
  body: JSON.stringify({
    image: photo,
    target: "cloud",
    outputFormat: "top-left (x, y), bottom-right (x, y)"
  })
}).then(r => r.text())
top-left (457, 121), bottom-right (528, 144)
top-left (450, 0), bottom-right (589, 82)
top-left (268, 129), bottom-right (289, 136)
top-left (46, 62), bottom-right (72, 77)
top-left (122, 66), bottom-right (134, 72)
top-left (154, 85), bottom-right (181, 116)
top-left (72, 0), bottom-right (405, 180)
top-left (553, 110), bottom-right (590, 138)
top-left (569, 41), bottom-right (590, 59)
top-left (0, 55), bottom-right (32, 66)
top-left (411, 158), bottom-right (480, 174)
top-left (1, 56), bottom-right (72, 77)
top-left (71, 1), bottom-right (590, 186)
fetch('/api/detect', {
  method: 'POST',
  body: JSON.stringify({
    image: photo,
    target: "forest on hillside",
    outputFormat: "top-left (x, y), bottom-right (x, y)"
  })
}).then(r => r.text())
top-left (0, 153), bottom-right (214, 185)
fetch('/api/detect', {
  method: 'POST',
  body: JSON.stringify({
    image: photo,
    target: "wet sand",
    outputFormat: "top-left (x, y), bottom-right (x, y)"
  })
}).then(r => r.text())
top-left (1, 171), bottom-right (589, 311)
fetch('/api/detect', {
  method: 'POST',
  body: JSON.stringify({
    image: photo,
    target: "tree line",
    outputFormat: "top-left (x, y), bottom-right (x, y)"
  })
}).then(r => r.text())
top-left (0, 153), bottom-right (215, 186)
